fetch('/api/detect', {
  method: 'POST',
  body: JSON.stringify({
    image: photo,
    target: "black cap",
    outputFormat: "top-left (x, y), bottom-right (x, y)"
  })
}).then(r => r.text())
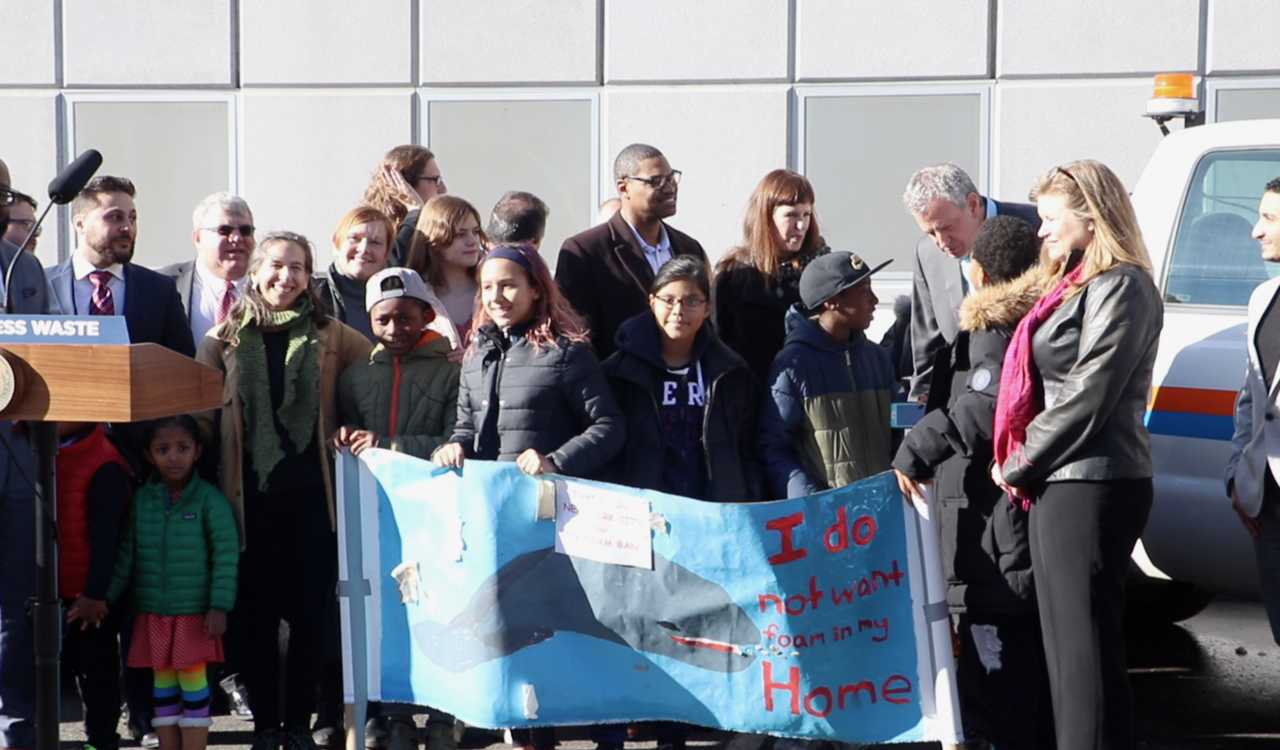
top-left (799, 251), bottom-right (892, 310)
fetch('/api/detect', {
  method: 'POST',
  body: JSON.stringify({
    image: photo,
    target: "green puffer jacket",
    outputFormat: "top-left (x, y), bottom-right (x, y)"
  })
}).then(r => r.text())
top-left (107, 473), bottom-right (239, 614)
top-left (337, 333), bottom-right (461, 459)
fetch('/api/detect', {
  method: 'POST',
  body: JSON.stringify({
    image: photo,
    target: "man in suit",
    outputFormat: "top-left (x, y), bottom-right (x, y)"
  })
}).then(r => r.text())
top-left (1227, 176), bottom-right (1280, 646)
top-left (0, 156), bottom-right (56, 750)
top-left (47, 175), bottom-right (195, 357)
top-left (487, 190), bottom-right (549, 250)
top-left (160, 192), bottom-right (255, 343)
top-left (902, 164), bottom-right (1040, 402)
top-left (556, 143), bottom-right (708, 360)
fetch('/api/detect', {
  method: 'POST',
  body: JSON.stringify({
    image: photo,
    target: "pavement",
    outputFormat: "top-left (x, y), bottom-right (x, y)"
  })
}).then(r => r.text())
top-left (53, 597), bottom-right (1280, 750)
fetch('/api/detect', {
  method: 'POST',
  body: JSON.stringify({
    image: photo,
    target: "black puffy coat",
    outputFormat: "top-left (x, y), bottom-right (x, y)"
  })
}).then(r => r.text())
top-left (602, 313), bottom-right (765, 503)
top-left (450, 322), bottom-right (625, 478)
top-left (893, 272), bottom-right (1041, 614)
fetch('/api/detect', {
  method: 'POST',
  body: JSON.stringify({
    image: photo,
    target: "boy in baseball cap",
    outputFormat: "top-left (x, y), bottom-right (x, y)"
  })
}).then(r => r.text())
top-left (331, 267), bottom-right (461, 458)
top-left (758, 251), bottom-right (896, 498)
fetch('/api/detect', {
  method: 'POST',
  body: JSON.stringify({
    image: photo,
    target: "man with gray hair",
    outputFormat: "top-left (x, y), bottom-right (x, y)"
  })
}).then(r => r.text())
top-left (902, 164), bottom-right (1039, 401)
top-left (486, 190), bottom-right (550, 249)
top-left (556, 143), bottom-right (707, 359)
top-left (160, 191), bottom-right (256, 342)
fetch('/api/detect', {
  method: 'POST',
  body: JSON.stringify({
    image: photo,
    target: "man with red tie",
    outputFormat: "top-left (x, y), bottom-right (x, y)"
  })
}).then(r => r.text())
top-left (160, 192), bottom-right (256, 343)
top-left (46, 175), bottom-right (194, 357)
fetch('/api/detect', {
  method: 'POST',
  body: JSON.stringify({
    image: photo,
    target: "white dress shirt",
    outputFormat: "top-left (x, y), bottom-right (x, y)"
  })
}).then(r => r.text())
top-left (71, 254), bottom-right (125, 315)
top-left (191, 261), bottom-right (245, 341)
top-left (624, 218), bottom-right (672, 275)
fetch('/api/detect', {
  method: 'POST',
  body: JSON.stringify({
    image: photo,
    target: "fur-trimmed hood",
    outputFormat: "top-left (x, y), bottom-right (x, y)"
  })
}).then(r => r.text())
top-left (958, 268), bottom-right (1044, 332)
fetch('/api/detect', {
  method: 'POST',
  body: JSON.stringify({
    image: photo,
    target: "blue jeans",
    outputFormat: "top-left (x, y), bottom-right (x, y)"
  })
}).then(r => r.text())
top-left (0, 427), bottom-right (38, 749)
top-left (1254, 471), bottom-right (1280, 646)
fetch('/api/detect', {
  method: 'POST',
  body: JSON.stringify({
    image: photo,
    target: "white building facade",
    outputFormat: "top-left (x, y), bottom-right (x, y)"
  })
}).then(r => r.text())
top-left (2, 0), bottom-right (1278, 296)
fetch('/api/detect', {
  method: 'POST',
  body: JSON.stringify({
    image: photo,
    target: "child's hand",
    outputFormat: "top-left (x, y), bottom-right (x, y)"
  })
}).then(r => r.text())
top-left (894, 469), bottom-right (929, 510)
top-left (67, 597), bottom-right (107, 630)
top-left (329, 426), bottom-right (352, 452)
top-left (516, 449), bottom-right (556, 476)
top-left (346, 430), bottom-right (378, 455)
top-left (432, 442), bottom-right (465, 469)
top-left (205, 608), bottom-right (227, 639)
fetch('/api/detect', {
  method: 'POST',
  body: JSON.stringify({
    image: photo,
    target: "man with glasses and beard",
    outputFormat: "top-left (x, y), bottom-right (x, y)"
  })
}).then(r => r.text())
top-left (556, 143), bottom-right (708, 360)
top-left (161, 192), bottom-right (256, 343)
top-left (47, 175), bottom-right (194, 356)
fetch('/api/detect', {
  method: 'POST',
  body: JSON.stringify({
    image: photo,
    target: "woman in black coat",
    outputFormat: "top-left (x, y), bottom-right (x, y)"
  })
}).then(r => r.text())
top-left (713, 169), bottom-right (829, 386)
top-left (604, 256), bottom-right (764, 503)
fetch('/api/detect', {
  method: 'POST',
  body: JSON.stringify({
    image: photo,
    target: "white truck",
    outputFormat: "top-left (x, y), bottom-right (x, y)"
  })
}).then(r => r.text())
top-left (1127, 117), bottom-right (1280, 620)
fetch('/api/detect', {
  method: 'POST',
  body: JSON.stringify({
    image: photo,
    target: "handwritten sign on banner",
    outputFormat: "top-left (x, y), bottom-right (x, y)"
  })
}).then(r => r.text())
top-left (337, 450), bottom-right (960, 745)
top-left (554, 480), bottom-right (653, 568)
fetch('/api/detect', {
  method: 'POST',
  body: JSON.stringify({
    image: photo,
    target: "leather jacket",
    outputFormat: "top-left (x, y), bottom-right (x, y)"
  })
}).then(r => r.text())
top-left (1001, 263), bottom-right (1162, 486)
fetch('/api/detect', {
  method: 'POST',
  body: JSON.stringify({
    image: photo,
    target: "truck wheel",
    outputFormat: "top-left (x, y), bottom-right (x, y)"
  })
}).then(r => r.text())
top-left (1125, 580), bottom-right (1215, 625)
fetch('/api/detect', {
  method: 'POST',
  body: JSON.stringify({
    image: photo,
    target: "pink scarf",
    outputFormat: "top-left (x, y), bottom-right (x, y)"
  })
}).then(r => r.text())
top-left (993, 265), bottom-right (1084, 507)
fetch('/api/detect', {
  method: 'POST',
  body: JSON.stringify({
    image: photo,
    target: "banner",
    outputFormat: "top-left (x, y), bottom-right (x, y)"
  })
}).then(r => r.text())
top-left (337, 450), bottom-right (960, 745)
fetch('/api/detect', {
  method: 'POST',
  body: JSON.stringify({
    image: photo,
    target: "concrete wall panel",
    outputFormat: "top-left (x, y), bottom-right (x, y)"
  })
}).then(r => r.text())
top-left (241, 0), bottom-right (411, 85)
top-left (422, 0), bottom-right (597, 84)
top-left (797, 0), bottom-right (988, 80)
top-left (63, 0), bottom-right (232, 85)
top-left (0, 93), bottom-right (63, 267)
top-left (1207, 2), bottom-right (1280, 73)
top-left (1, 1), bottom-right (56, 85)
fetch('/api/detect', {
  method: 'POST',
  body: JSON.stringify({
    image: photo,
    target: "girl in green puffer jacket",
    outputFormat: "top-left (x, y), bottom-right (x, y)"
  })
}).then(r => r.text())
top-left (106, 415), bottom-right (239, 750)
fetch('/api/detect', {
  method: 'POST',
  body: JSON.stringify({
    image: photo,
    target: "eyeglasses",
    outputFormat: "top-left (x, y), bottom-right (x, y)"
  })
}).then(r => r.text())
top-left (624, 171), bottom-right (682, 190)
top-left (652, 294), bottom-right (706, 310)
top-left (416, 174), bottom-right (444, 186)
top-left (9, 219), bottom-right (39, 237)
top-left (203, 224), bottom-right (255, 238)
top-left (0, 189), bottom-right (14, 207)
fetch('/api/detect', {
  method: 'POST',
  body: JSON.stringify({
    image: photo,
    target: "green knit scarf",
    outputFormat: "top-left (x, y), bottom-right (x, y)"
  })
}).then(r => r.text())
top-left (236, 298), bottom-right (321, 491)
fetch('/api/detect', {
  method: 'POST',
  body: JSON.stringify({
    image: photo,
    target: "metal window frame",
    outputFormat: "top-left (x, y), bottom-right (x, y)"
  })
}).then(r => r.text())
top-left (1205, 77), bottom-right (1280, 123)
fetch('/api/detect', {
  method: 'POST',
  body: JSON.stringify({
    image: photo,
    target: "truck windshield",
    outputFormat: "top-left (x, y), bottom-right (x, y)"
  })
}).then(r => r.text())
top-left (1164, 149), bottom-right (1280, 306)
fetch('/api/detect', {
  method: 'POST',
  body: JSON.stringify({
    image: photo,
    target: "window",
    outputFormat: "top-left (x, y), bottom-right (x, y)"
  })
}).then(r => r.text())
top-left (1209, 80), bottom-right (1280, 123)
top-left (420, 91), bottom-right (598, 269)
top-left (1163, 149), bottom-right (1280, 306)
top-left (65, 94), bottom-right (237, 268)
top-left (795, 84), bottom-right (990, 280)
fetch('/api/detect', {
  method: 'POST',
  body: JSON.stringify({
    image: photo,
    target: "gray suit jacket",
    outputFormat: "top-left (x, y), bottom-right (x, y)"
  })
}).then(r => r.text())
top-left (158, 259), bottom-right (196, 321)
top-left (909, 198), bottom-right (1040, 401)
top-left (1228, 275), bottom-right (1280, 516)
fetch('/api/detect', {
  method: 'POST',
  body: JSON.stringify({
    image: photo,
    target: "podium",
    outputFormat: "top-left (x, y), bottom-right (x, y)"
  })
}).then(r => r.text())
top-left (0, 317), bottom-right (222, 750)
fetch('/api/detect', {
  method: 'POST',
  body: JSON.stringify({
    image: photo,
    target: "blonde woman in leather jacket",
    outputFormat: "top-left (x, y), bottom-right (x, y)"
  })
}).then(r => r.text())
top-left (992, 160), bottom-right (1162, 750)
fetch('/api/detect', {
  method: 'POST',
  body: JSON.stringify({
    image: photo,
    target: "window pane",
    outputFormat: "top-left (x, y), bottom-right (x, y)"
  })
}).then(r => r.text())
top-left (426, 99), bottom-right (593, 269)
top-left (1216, 89), bottom-right (1280, 123)
top-left (804, 93), bottom-right (983, 274)
top-left (71, 100), bottom-right (230, 268)
top-left (1163, 149), bottom-right (1280, 306)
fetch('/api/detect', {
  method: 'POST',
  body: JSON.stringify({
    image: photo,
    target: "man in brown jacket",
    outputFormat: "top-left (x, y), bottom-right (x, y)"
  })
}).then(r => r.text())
top-left (555, 143), bottom-right (708, 360)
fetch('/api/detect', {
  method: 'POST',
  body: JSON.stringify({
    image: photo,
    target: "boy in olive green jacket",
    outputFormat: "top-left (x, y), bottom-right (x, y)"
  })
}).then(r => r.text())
top-left (333, 267), bottom-right (461, 459)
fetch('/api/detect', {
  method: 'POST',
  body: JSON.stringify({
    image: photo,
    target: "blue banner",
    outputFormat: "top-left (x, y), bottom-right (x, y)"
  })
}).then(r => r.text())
top-left (338, 450), bottom-right (957, 745)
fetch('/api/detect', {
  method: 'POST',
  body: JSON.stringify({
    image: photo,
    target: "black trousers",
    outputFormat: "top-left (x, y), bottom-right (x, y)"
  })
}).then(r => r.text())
top-left (241, 485), bottom-right (337, 733)
top-left (956, 611), bottom-right (1052, 750)
top-left (62, 600), bottom-right (122, 750)
top-left (1029, 478), bottom-right (1152, 750)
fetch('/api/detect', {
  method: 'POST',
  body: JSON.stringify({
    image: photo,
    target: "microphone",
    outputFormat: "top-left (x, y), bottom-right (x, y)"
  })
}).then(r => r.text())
top-left (5, 149), bottom-right (103, 313)
top-left (47, 149), bottom-right (103, 205)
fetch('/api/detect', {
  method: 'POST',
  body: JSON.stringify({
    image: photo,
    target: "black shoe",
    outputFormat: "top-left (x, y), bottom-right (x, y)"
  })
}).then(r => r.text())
top-left (252, 727), bottom-right (282, 750)
top-left (594, 743), bottom-right (623, 750)
top-left (657, 741), bottom-right (687, 750)
top-left (283, 728), bottom-right (322, 750)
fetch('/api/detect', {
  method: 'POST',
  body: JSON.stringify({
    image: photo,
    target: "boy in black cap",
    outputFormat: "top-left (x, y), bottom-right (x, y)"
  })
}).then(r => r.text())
top-left (757, 251), bottom-right (896, 498)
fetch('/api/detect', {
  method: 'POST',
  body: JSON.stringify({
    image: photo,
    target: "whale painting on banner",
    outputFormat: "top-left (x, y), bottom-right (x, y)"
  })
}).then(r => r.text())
top-left (336, 449), bottom-right (961, 745)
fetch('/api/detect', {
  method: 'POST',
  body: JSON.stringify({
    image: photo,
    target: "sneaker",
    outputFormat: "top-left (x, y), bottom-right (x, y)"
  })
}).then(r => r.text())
top-left (251, 727), bottom-right (282, 750)
top-left (387, 721), bottom-right (419, 750)
top-left (141, 733), bottom-right (160, 750)
top-left (366, 717), bottom-right (390, 750)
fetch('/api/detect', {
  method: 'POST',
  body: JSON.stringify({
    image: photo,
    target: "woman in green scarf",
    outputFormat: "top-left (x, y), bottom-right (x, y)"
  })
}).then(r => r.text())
top-left (196, 231), bottom-right (371, 750)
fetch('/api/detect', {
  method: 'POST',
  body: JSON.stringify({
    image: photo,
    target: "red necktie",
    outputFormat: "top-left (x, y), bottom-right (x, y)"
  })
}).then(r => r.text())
top-left (88, 270), bottom-right (114, 316)
top-left (216, 280), bottom-right (236, 324)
